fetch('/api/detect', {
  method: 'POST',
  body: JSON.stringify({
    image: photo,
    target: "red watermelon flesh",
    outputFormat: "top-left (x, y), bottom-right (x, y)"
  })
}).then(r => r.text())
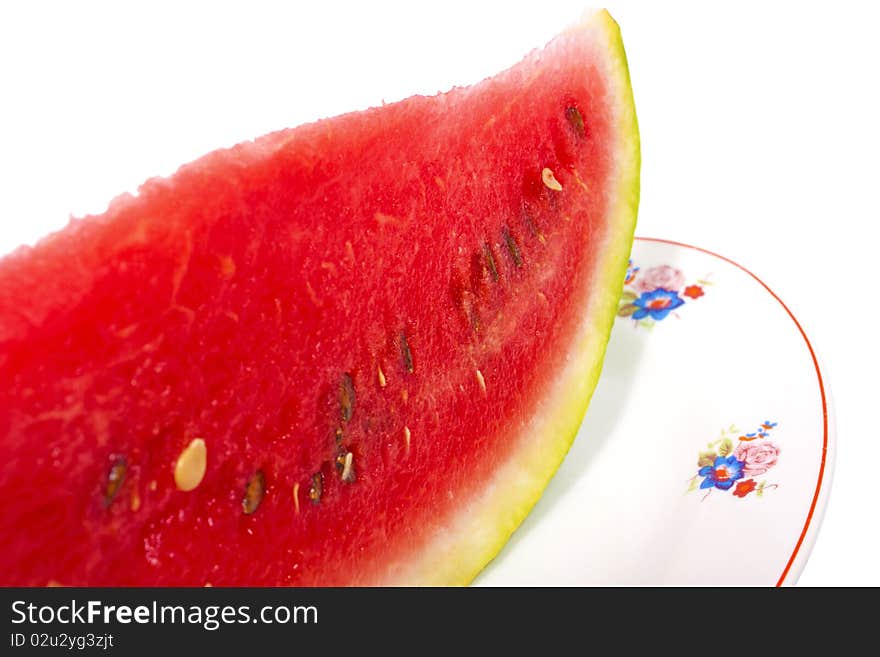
top-left (0, 10), bottom-right (639, 586)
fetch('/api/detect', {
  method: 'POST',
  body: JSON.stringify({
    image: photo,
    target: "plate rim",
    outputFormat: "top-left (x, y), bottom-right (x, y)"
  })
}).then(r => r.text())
top-left (634, 236), bottom-right (834, 586)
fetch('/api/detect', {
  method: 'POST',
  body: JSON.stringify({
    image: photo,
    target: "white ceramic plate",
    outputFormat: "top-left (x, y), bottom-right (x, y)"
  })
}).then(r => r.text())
top-left (475, 237), bottom-right (834, 586)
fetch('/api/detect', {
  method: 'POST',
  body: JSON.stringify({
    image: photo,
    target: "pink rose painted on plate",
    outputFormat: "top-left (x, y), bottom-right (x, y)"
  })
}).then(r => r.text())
top-left (633, 265), bottom-right (685, 294)
top-left (735, 441), bottom-right (780, 477)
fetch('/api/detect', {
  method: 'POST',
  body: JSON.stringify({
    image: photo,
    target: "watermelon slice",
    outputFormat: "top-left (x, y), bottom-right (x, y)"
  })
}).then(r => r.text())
top-left (0, 10), bottom-right (639, 586)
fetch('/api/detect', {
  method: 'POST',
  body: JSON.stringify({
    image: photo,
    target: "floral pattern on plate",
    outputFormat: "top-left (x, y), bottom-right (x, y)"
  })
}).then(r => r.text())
top-left (687, 421), bottom-right (780, 500)
top-left (619, 260), bottom-right (712, 327)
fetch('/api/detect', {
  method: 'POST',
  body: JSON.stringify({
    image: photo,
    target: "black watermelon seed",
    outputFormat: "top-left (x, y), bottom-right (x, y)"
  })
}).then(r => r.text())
top-left (565, 106), bottom-right (586, 137)
top-left (400, 332), bottom-right (414, 373)
top-left (483, 243), bottom-right (499, 282)
top-left (503, 228), bottom-right (523, 268)
top-left (309, 472), bottom-right (323, 504)
top-left (339, 373), bottom-right (355, 423)
top-left (242, 470), bottom-right (266, 515)
top-left (103, 456), bottom-right (127, 508)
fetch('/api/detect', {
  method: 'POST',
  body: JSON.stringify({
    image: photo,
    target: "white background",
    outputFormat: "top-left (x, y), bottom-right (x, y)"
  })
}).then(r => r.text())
top-left (1, 1), bottom-right (877, 585)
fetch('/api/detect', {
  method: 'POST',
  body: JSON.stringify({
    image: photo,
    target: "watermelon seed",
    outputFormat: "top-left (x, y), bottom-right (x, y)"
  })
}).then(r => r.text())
top-left (572, 169), bottom-right (590, 192)
top-left (502, 229), bottom-right (522, 268)
top-left (483, 243), bottom-right (499, 282)
top-left (377, 364), bottom-right (387, 388)
top-left (335, 427), bottom-right (344, 445)
top-left (404, 426), bottom-right (411, 454)
top-left (293, 483), bottom-right (301, 514)
top-left (309, 472), bottom-right (323, 504)
top-left (339, 373), bottom-right (356, 423)
top-left (103, 456), bottom-right (127, 507)
top-left (400, 332), bottom-right (414, 373)
top-left (469, 308), bottom-right (481, 334)
top-left (338, 452), bottom-right (355, 483)
top-left (475, 369), bottom-right (487, 394)
top-left (130, 490), bottom-right (141, 512)
top-left (542, 167), bottom-right (563, 192)
top-left (242, 471), bottom-right (266, 515)
top-left (174, 438), bottom-right (207, 492)
top-left (459, 271), bottom-right (481, 333)
top-left (565, 106), bottom-right (586, 137)
top-left (522, 207), bottom-right (546, 244)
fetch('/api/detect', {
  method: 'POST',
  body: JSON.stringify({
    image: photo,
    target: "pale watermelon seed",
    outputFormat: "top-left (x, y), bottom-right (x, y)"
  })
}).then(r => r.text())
top-left (542, 167), bottom-right (563, 192)
top-left (475, 369), bottom-right (487, 394)
top-left (340, 452), bottom-right (355, 483)
top-left (174, 438), bottom-right (207, 492)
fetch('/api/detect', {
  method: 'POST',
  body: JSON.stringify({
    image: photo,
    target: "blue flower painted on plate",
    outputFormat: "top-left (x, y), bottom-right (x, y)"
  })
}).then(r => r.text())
top-left (632, 288), bottom-right (685, 321)
top-left (698, 455), bottom-right (746, 491)
top-left (625, 259), bottom-right (640, 285)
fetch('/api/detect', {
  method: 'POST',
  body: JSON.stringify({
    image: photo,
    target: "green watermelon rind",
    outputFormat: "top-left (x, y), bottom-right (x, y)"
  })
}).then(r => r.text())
top-left (386, 9), bottom-right (640, 586)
